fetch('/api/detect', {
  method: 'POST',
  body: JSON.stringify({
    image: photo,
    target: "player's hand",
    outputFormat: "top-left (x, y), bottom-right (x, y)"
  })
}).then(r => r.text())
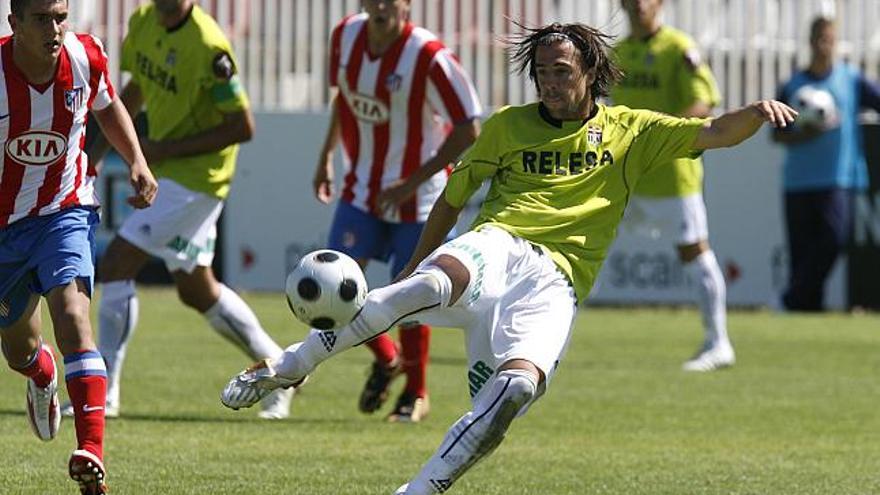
top-left (313, 158), bottom-right (335, 204)
top-left (128, 160), bottom-right (158, 209)
top-left (376, 179), bottom-right (417, 213)
top-left (750, 100), bottom-right (798, 128)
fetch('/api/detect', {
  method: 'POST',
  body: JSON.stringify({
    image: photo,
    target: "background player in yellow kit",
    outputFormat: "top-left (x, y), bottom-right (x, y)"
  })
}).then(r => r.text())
top-left (611, 0), bottom-right (734, 371)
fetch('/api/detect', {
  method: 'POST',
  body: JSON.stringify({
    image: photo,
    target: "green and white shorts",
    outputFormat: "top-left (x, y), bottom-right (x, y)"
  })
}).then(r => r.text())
top-left (417, 225), bottom-right (577, 405)
top-left (118, 178), bottom-right (222, 274)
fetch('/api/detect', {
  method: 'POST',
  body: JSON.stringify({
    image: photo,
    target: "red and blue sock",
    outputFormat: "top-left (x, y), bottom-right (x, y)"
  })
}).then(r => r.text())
top-left (64, 350), bottom-right (107, 459)
top-left (11, 343), bottom-right (55, 388)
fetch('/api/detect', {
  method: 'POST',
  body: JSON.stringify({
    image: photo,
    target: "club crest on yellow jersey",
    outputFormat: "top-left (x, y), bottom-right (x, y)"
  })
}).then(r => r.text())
top-left (587, 125), bottom-right (603, 146)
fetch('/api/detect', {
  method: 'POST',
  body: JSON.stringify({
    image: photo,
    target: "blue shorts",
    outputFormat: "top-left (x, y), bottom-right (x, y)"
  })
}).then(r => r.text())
top-left (328, 202), bottom-right (425, 278)
top-left (0, 207), bottom-right (98, 328)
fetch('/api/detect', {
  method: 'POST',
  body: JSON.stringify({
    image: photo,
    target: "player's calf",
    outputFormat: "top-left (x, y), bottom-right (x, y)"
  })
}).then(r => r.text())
top-left (400, 369), bottom-right (537, 494)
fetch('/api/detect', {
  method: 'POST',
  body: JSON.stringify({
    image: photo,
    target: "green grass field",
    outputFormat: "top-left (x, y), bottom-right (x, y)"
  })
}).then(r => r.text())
top-left (0, 288), bottom-right (878, 494)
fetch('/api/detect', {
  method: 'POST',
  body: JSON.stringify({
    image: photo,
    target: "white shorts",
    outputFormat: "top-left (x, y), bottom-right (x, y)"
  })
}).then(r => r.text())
top-left (416, 226), bottom-right (577, 404)
top-left (623, 193), bottom-right (709, 245)
top-left (118, 178), bottom-right (223, 274)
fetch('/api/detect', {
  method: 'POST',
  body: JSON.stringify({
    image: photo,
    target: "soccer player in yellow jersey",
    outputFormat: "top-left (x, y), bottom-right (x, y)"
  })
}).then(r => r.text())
top-left (611, 0), bottom-right (733, 372)
top-left (221, 22), bottom-right (796, 494)
top-left (66, 0), bottom-right (294, 420)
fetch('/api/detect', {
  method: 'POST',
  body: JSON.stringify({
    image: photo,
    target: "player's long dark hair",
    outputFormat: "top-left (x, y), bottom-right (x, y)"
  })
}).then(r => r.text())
top-left (509, 22), bottom-right (624, 100)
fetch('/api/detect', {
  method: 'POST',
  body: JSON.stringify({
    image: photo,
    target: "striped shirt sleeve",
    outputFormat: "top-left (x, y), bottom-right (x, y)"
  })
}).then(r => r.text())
top-left (425, 48), bottom-right (482, 124)
top-left (79, 34), bottom-right (114, 111)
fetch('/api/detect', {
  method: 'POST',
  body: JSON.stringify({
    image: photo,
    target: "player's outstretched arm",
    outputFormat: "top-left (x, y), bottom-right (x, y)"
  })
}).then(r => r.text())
top-left (141, 108), bottom-right (256, 163)
top-left (91, 95), bottom-right (157, 209)
top-left (395, 194), bottom-right (462, 282)
top-left (693, 100), bottom-right (798, 150)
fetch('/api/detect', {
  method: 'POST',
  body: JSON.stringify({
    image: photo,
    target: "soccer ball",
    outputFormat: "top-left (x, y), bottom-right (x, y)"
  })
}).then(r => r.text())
top-left (791, 85), bottom-right (839, 129)
top-left (285, 249), bottom-right (368, 330)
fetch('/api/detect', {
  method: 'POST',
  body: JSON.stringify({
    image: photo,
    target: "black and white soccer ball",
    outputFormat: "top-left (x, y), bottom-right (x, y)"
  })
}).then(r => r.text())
top-left (285, 249), bottom-right (368, 330)
top-left (792, 85), bottom-right (839, 129)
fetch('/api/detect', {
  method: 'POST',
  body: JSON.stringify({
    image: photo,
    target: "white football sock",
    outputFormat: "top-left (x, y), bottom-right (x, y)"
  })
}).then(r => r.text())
top-left (97, 280), bottom-right (139, 407)
top-left (402, 369), bottom-right (538, 494)
top-left (273, 269), bottom-right (451, 380)
top-left (203, 284), bottom-right (283, 361)
top-left (684, 250), bottom-right (728, 345)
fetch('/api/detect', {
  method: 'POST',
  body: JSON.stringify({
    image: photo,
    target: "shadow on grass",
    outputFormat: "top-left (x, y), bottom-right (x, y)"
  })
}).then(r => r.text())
top-left (116, 413), bottom-right (354, 425)
top-left (0, 408), bottom-right (352, 426)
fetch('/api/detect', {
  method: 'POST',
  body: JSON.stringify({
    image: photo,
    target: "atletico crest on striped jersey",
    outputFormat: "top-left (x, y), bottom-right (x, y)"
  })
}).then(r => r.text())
top-left (0, 32), bottom-right (115, 227)
top-left (385, 73), bottom-right (402, 92)
top-left (63, 86), bottom-right (84, 113)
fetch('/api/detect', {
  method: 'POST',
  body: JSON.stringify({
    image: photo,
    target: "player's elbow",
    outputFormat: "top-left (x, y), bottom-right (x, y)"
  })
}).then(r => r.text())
top-left (226, 110), bottom-right (256, 144)
top-left (239, 115), bottom-right (256, 143)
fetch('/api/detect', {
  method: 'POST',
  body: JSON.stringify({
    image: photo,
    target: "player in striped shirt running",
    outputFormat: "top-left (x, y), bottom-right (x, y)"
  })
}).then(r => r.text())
top-left (0, 1), bottom-right (157, 493)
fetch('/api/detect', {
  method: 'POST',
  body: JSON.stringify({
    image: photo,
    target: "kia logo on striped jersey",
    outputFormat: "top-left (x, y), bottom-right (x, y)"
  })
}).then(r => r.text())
top-left (350, 93), bottom-right (390, 124)
top-left (5, 130), bottom-right (67, 166)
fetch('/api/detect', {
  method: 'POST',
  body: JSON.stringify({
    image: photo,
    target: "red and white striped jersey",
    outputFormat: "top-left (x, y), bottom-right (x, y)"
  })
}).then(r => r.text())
top-left (0, 32), bottom-right (115, 228)
top-left (330, 13), bottom-right (482, 223)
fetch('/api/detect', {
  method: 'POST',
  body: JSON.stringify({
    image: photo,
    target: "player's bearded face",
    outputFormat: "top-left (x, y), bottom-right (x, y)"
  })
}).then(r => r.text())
top-left (11, 0), bottom-right (68, 62)
top-left (534, 41), bottom-right (591, 119)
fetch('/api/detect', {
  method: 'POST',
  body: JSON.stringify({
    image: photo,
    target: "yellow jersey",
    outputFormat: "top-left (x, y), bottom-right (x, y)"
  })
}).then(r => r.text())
top-left (445, 103), bottom-right (706, 301)
top-left (611, 26), bottom-right (720, 197)
top-left (121, 4), bottom-right (249, 199)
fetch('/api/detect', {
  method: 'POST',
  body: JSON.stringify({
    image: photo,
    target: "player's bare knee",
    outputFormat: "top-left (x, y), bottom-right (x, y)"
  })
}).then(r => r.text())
top-left (0, 315), bottom-right (41, 368)
top-left (426, 254), bottom-right (469, 305)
